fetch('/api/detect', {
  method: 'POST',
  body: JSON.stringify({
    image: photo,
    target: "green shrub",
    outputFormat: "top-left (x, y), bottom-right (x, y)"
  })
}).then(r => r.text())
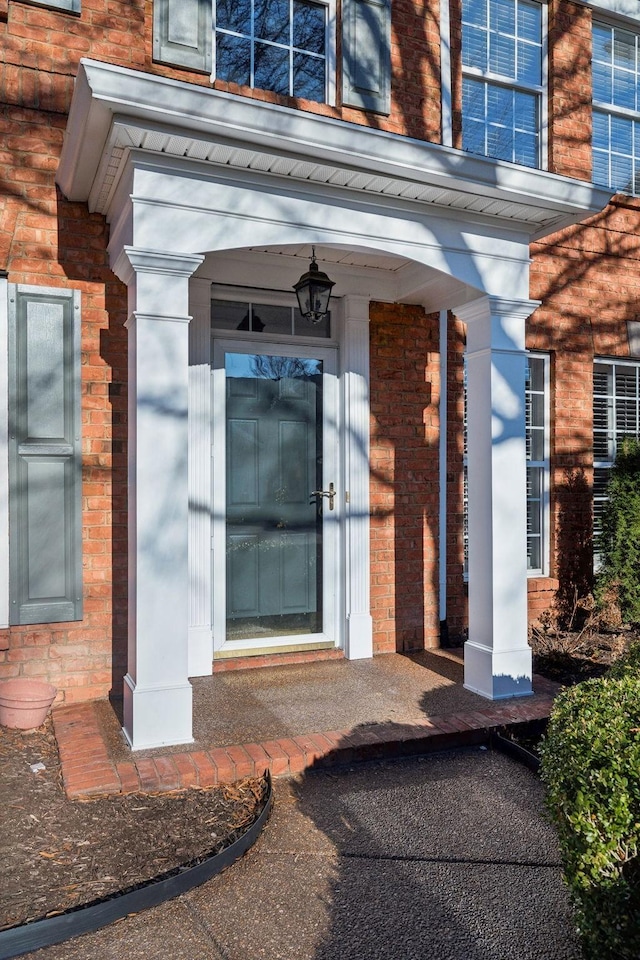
top-left (539, 670), bottom-right (640, 959)
top-left (608, 642), bottom-right (640, 680)
top-left (596, 437), bottom-right (640, 623)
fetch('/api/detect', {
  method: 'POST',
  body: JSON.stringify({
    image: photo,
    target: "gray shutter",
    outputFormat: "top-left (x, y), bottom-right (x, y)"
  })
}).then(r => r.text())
top-left (342, 0), bottom-right (391, 114)
top-left (153, 0), bottom-right (212, 73)
top-left (8, 286), bottom-right (82, 625)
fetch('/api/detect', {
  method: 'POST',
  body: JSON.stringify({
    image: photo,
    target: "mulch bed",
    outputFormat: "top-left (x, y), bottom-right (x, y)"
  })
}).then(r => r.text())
top-left (530, 625), bottom-right (637, 686)
top-left (0, 718), bottom-right (268, 932)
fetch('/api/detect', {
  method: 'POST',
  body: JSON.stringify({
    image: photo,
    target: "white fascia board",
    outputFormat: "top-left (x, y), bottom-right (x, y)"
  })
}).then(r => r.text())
top-left (574, 0), bottom-right (640, 24)
top-left (57, 59), bottom-right (612, 235)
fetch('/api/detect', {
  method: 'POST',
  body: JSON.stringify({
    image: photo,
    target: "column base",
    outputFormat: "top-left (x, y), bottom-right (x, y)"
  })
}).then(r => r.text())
top-left (463, 640), bottom-right (533, 700)
top-left (345, 613), bottom-right (373, 659)
top-left (123, 673), bottom-right (194, 750)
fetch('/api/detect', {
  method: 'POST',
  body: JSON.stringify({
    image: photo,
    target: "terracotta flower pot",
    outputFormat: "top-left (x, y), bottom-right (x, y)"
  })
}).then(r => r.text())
top-left (0, 678), bottom-right (57, 730)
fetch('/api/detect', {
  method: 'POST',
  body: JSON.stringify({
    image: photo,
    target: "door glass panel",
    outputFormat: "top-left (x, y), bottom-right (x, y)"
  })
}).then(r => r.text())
top-left (225, 352), bottom-right (324, 641)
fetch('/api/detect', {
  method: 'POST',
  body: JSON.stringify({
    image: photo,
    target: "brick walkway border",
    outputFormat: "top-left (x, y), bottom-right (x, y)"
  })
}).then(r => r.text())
top-left (52, 677), bottom-right (560, 799)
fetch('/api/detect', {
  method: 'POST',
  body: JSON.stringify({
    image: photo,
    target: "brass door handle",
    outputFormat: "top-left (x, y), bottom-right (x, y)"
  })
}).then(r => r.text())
top-left (310, 482), bottom-right (336, 510)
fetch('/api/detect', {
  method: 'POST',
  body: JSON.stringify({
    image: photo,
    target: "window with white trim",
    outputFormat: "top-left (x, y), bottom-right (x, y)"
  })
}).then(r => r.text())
top-left (593, 21), bottom-right (640, 195)
top-left (593, 359), bottom-right (640, 559)
top-left (26, 0), bottom-right (80, 11)
top-left (461, 0), bottom-right (544, 168)
top-left (214, 0), bottom-right (328, 101)
top-left (526, 354), bottom-right (548, 572)
top-left (463, 352), bottom-right (549, 576)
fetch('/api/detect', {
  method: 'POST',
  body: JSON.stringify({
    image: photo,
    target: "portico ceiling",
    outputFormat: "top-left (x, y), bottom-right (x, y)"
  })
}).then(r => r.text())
top-left (58, 59), bottom-right (612, 245)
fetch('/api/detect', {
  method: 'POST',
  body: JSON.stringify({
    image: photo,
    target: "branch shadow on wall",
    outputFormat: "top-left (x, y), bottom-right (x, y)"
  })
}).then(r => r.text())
top-left (553, 468), bottom-right (594, 630)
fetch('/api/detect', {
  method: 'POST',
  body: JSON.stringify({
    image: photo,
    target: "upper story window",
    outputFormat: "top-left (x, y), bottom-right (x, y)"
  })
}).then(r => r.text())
top-left (154, 0), bottom-right (390, 113)
top-left (214, 0), bottom-right (328, 102)
top-left (461, 0), bottom-right (544, 168)
top-left (593, 22), bottom-right (640, 195)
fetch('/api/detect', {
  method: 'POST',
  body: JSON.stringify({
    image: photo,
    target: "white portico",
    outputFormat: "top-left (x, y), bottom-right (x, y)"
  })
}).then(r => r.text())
top-left (57, 59), bottom-right (610, 749)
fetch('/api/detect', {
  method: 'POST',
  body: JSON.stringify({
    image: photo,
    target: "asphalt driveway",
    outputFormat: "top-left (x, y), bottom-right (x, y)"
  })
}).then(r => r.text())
top-left (25, 748), bottom-right (580, 960)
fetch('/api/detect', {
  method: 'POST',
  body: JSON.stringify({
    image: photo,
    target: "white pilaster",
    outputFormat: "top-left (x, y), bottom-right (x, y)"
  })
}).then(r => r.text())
top-left (188, 278), bottom-right (213, 677)
top-left (0, 274), bottom-right (8, 628)
top-left (342, 296), bottom-right (373, 659)
top-left (456, 295), bottom-right (540, 700)
top-left (113, 246), bottom-right (204, 749)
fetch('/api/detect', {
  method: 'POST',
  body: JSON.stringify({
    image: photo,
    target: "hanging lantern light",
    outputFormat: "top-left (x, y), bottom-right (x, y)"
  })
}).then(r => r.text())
top-left (293, 247), bottom-right (335, 324)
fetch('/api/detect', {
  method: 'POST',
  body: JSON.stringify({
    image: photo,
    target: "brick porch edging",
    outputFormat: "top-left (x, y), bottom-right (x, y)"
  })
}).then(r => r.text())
top-left (52, 678), bottom-right (560, 800)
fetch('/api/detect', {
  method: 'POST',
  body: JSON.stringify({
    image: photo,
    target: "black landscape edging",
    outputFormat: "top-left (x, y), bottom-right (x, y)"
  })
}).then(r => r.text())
top-left (0, 772), bottom-right (273, 960)
top-left (490, 730), bottom-right (541, 773)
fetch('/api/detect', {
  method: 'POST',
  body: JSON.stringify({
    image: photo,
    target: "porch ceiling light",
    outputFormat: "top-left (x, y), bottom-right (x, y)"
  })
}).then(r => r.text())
top-left (293, 247), bottom-right (335, 323)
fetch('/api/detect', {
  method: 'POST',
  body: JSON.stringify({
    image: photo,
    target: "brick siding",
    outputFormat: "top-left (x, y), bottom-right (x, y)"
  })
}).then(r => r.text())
top-left (369, 302), bottom-right (441, 653)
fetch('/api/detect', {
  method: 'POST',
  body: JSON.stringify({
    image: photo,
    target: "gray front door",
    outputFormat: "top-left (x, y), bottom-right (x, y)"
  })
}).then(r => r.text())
top-left (212, 342), bottom-right (339, 655)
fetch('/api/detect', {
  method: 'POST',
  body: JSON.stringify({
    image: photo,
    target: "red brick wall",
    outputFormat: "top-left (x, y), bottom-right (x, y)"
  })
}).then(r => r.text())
top-left (547, 0), bottom-right (592, 182)
top-left (527, 198), bottom-right (640, 623)
top-left (0, 123), bottom-right (128, 699)
top-left (0, 0), bottom-right (133, 701)
top-left (369, 302), bottom-right (441, 653)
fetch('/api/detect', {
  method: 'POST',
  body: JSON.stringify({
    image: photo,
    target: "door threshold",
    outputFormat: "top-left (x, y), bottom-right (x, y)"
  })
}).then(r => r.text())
top-left (214, 640), bottom-right (336, 660)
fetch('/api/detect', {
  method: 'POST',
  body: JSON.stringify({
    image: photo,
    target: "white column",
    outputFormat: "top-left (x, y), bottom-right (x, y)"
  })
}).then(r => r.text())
top-left (187, 278), bottom-right (213, 677)
top-left (342, 296), bottom-right (373, 659)
top-left (113, 247), bottom-right (204, 749)
top-left (456, 295), bottom-right (539, 700)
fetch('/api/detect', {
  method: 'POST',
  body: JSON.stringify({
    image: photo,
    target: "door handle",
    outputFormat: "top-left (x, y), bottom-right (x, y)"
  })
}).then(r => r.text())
top-left (310, 482), bottom-right (336, 511)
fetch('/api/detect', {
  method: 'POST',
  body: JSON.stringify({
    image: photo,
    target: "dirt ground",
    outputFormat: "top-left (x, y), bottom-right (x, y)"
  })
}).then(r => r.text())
top-left (0, 627), bottom-right (634, 934)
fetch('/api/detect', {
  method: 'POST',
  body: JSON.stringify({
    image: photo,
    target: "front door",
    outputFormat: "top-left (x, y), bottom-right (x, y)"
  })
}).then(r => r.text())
top-left (212, 340), bottom-right (339, 656)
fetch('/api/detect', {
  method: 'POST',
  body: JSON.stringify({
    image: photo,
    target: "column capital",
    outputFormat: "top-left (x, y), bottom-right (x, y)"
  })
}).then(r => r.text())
top-left (342, 295), bottom-right (371, 323)
top-left (458, 295), bottom-right (541, 354)
top-left (112, 247), bottom-right (205, 286)
top-left (455, 295), bottom-right (540, 327)
top-left (189, 277), bottom-right (213, 309)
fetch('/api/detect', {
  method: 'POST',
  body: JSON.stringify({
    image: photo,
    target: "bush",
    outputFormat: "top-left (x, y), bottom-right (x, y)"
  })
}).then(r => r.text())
top-left (539, 666), bottom-right (640, 959)
top-left (608, 642), bottom-right (640, 680)
top-left (596, 437), bottom-right (640, 623)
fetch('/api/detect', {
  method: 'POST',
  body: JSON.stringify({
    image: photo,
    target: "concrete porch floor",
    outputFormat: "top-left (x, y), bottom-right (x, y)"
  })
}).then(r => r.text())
top-left (52, 650), bottom-right (561, 800)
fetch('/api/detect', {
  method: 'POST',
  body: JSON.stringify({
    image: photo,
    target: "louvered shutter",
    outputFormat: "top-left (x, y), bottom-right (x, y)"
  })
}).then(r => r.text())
top-left (8, 286), bottom-right (82, 625)
top-left (342, 0), bottom-right (391, 114)
top-left (153, 0), bottom-right (213, 73)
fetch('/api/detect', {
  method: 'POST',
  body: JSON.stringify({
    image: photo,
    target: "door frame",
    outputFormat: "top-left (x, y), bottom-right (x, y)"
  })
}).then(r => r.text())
top-left (211, 336), bottom-right (342, 658)
top-left (187, 281), bottom-right (373, 676)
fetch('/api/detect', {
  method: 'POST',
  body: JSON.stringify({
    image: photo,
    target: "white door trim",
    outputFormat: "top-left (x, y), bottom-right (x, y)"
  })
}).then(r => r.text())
top-left (211, 336), bottom-right (341, 657)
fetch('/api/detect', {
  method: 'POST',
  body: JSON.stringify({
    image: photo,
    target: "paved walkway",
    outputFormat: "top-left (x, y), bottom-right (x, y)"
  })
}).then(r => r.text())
top-left (25, 750), bottom-right (581, 960)
top-left (51, 651), bottom-right (560, 799)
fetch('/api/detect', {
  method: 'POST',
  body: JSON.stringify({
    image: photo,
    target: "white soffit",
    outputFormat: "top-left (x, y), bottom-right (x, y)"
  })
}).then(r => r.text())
top-left (57, 59), bottom-right (613, 240)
